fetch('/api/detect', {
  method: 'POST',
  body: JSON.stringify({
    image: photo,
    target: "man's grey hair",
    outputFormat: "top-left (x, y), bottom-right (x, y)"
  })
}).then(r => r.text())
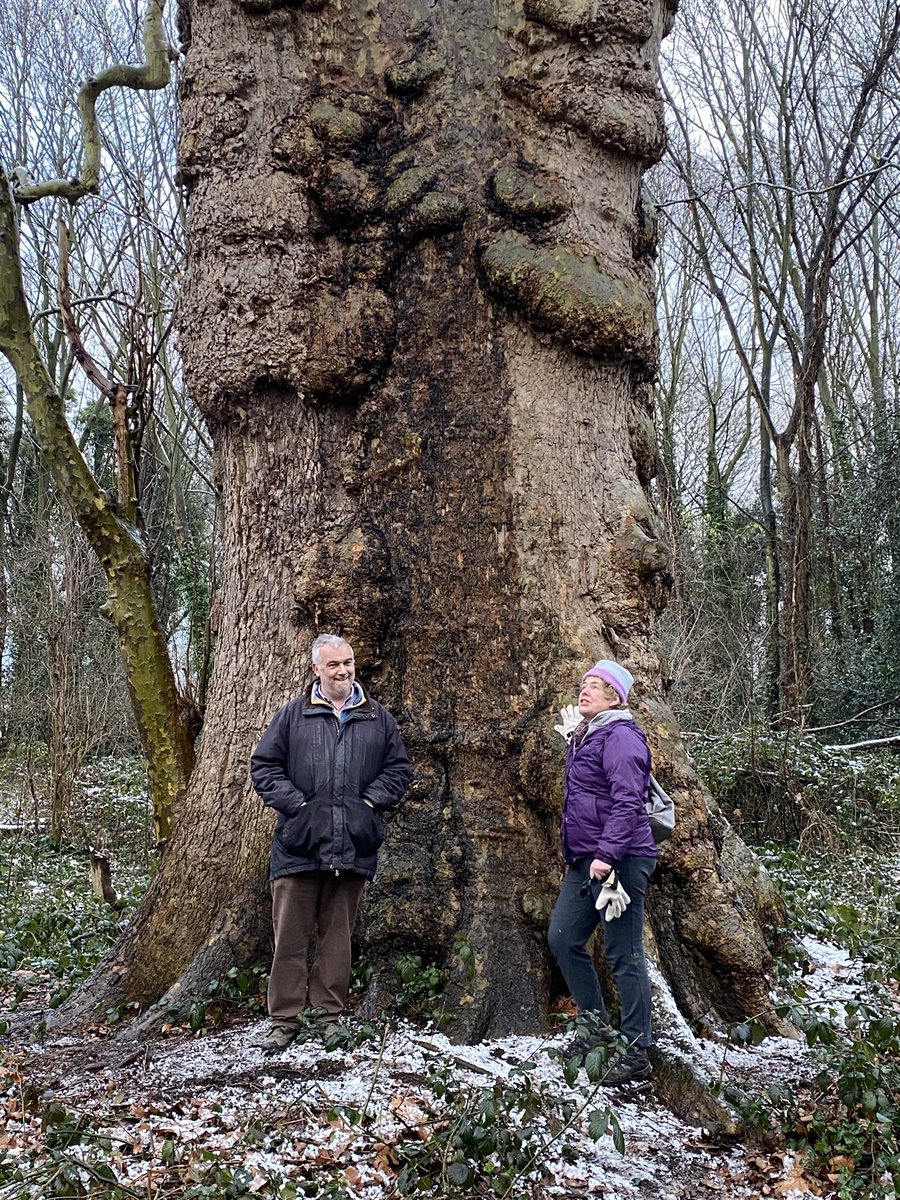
top-left (311, 633), bottom-right (353, 665)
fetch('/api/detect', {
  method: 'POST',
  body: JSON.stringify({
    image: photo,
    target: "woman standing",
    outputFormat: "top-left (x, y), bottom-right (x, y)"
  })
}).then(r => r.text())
top-left (548, 659), bottom-right (658, 1084)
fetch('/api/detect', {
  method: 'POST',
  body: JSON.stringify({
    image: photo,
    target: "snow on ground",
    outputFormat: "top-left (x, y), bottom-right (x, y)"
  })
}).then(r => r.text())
top-left (2, 937), bottom-right (874, 1199)
top-left (6, 1022), bottom-right (756, 1198)
top-left (718, 935), bottom-right (868, 1093)
top-left (798, 935), bottom-right (871, 1016)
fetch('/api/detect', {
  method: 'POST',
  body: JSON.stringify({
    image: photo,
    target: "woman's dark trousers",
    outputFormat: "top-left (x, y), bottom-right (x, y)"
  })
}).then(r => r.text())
top-left (548, 855), bottom-right (657, 1048)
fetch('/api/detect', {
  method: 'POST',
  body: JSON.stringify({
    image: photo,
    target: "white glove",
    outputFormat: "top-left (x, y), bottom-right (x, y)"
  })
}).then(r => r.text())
top-left (595, 870), bottom-right (631, 922)
top-left (553, 704), bottom-right (582, 743)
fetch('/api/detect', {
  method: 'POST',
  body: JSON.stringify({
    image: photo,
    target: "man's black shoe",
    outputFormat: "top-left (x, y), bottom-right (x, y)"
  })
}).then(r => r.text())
top-left (252, 1024), bottom-right (299, 1052)
top-left (600, 1049), bottom-right (652, 1085)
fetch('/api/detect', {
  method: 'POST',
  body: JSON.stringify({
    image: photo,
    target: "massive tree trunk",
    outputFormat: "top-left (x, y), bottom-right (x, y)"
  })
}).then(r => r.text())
top-left (62, 0), bottom-right (787, 1040)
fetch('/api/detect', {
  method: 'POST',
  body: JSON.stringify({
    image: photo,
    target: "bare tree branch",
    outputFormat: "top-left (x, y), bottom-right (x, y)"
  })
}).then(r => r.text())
top-left (12, 0), bottom-right (173, 204)
top-left (655, 161), bottom-right (900, 209)
top-left (57, 219), bottom-right (116, 396)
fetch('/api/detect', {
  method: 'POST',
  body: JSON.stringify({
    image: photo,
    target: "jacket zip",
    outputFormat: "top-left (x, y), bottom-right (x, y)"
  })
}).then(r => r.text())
top-left (305, 703), bottom-right (376, 872)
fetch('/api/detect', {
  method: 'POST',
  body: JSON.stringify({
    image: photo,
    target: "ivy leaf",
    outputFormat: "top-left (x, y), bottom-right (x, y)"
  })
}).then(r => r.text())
top-left (587, 1108), bottom-right (610, 1140)
top-left (750, 1020), bottom-right (767, 1045)
top-left (447, 1162), bottom-right (474, 1188)
top-left (611, 1116), bottom-right (626, 1155)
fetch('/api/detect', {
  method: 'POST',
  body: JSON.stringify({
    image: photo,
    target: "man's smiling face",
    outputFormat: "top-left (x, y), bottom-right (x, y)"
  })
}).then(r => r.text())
top-left (313, 642), bottom-right (355, 704)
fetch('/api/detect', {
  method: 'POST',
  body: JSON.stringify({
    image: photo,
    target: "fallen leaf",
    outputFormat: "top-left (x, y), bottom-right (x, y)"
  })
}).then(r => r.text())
top-left (372, 1141), bottom-right (397, 1175)
top-left (775, 1167), bottom-right (823, 1197)
top-left (311, 1149), bottom-right (338, 1166)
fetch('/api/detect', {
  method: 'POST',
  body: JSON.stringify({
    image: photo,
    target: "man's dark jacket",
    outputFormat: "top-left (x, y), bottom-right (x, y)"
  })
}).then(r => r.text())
top-left (251, 687), bottom-right (411, 880)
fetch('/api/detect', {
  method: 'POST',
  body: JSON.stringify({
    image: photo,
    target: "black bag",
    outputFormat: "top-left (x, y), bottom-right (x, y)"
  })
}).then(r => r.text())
top-left (646, 773), bottom-right (675, 843)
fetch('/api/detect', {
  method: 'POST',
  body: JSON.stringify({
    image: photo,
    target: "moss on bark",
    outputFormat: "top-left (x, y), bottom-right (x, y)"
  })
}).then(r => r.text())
top-left (480, 230), bottom-right (657, 368)
top-left (487, 166), bottom-right (569, 223)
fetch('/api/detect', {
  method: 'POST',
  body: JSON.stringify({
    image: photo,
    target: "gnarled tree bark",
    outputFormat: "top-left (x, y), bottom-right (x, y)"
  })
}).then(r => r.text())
top-left (61, 0), bottom-right (787, 1040)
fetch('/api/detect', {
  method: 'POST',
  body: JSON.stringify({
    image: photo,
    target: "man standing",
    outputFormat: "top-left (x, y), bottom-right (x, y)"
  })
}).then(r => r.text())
top-left (251, 634), bottom-right (411, 1051)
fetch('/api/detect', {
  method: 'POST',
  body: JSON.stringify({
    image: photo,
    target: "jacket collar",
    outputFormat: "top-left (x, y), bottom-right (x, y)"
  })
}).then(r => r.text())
top-left (570, 708), bottom-right (634, 754)
top-left (310, 680), bottom-right (366, 710)
top-left (303, 681), bottom-right (374, 719)
top-left (585, 708), bottom-right (633, 733)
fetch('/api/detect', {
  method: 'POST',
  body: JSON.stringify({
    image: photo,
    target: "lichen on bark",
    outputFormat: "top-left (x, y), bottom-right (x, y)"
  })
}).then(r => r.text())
top-left (309, 97), bottom-right (384, 148)
top-left (612, 478), bottom-right (670, 578)
top-left (385, 54), bottom-right (446, 97)
top-left (487, 166), bottom-right (569, 223)
top-left (384, 165), bottom-right (443, 215)
top-left (398, 191), bottom-right (467, 238)
top-left (523, 0), bottom-right (654, 41)
top-left (503, 68), bottom-right (668, 162)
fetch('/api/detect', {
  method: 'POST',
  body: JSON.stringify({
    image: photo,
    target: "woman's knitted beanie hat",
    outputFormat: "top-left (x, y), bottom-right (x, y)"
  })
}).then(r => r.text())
top-left (582, 660), bottom-right (634, 704)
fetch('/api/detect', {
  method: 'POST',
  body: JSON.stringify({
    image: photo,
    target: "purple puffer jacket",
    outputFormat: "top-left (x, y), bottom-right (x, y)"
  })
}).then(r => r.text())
top-left (562, 718), bottom-right (657, 865)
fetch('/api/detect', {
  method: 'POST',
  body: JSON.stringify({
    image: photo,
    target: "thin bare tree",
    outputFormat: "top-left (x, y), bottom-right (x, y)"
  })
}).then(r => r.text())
top-left (660, 0), bottom-right (900, 724)
top-left (0, 0), bottom-right (210, 841)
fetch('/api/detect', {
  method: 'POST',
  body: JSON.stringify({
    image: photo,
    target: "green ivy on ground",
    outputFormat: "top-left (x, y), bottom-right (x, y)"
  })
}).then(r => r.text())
top-left (0, 1052), bottom-right (622, 1200)
top-left (697, 730), bottom-right (900, 1200)
top-left (769, 844), bottom-right (899, 1200)
top-left (1, 739), bottom-right (898, 1198)
top-left (759, 844), bottom-right (900, 986)
top-left (692, 730), bottom-right (899, 988)
top-left (0, 835), bottom-right (146, 1021)
top-left (0, 752), bottom-right (152, 1022)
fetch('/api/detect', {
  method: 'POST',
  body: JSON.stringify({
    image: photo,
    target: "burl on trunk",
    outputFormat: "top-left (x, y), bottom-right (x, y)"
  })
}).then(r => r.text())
top-left (66, 0), bottom-right (786, 1041)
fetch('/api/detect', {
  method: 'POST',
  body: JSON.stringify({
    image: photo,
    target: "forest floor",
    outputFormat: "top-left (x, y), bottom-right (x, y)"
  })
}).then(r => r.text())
top-left (0, 935), bottom-right (876, 1200)
top-left (1, 753), bottom-right (898, 1200)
